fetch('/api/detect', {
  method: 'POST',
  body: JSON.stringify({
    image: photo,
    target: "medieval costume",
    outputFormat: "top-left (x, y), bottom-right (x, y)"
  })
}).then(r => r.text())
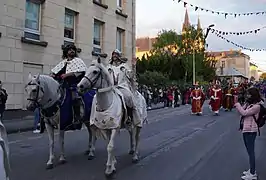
top-left (51, 44), bottom-right (87, 126)
top-left (209, 84), bottom-right (222, 115)
top-left (222, 84), bottom-right (234, 111)
top-left (190, 83), bottom-right (205, 115)
top-left (184, 87), bottom-right (191, 105)
top-left (107, 49), bottom-right (142, 126)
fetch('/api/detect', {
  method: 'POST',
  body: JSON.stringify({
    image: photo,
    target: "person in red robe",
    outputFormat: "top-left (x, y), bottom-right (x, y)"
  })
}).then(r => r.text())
top-left (209, 84), bottom-right (222, 115)
top-left (222, 83), bottom-right (234, 111)
top-left (190, 82), bottom-right (205, 115)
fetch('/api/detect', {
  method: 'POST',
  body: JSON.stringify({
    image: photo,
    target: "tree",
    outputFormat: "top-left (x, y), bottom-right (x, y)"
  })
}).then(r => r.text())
top-left (136, 28), bottom-right (216, 85)
top-left (137, 71), bottom-right (169, 87)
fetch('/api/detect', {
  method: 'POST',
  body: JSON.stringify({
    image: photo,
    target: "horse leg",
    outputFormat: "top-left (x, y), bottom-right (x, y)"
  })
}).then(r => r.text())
top-left (85, 124), bottom-right (96, 160)
top-left (58, 130), bottom-right (67, 164)
top-left (128, 129), bottom-right (135, 155)
top-left (45, 123), bottom-right (55, 169)
top-left (105, 129), bottom-right (117, 177)
top-left (132, 126), bottom-right (141, 163)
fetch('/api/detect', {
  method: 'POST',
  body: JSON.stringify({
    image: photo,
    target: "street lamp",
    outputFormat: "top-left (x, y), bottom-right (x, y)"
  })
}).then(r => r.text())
top-left (192, 24), bottom-right (215, 85)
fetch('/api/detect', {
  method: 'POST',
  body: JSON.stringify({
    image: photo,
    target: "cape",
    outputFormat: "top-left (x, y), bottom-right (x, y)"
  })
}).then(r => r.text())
top-left (51, 58), bottom-right (87, 74)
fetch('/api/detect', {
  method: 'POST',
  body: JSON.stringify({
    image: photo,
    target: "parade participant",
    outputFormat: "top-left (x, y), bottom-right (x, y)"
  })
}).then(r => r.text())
top-left (50, 44), bottom-right (87, 123)
top-left (107, 49), bottom-right (142, 125)
top-left (0, 81), bottom-right (8, 122)
top-left (190, 82), bottom-right (205, 115)
top-left (209, 84), bottom-right (222, 115)
top-left (184, 87), bottom-right (191, 105)
top-left (108, 49), bottom-right (129, 85)
top-left (222, 83), bottom-right (234, 111)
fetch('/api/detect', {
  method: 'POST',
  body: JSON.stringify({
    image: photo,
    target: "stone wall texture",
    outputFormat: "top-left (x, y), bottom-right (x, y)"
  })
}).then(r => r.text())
top-left (0, 0), bottom-right (135, 109)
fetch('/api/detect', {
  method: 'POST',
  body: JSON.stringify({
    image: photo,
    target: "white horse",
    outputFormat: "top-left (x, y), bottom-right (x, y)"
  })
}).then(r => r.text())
top-left (0, 121), bottom-right (10, 180)
top-left (116, 66), bottom-right (147, 123)
top-left (77, 58), bottom-right (145, 177)
top-left (25, 74), bottom-right (95, 169)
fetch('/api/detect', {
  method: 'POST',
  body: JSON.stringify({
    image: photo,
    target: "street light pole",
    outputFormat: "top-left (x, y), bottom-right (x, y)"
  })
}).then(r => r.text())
top-left (192, 24), bottom-right (214, 85)
top-left (192, 48), bottom-right (195, 85)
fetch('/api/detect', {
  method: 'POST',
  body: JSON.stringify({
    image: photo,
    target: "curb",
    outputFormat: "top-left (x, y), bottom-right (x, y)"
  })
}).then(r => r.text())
top-left (7, 127), bottom-right (34, 134)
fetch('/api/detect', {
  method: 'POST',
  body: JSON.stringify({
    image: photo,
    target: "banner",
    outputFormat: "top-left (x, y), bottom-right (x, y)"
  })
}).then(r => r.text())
top-left (174, 0), bottom-right (266, 18)
top-left (211, 31), bottom-right (266, 51)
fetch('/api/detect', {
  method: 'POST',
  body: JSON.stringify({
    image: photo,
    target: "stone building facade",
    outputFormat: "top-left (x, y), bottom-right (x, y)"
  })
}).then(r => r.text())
top-left (208, 50), bottom-right (250, 78)
top-left (0, 0), bottom-right (136, 109)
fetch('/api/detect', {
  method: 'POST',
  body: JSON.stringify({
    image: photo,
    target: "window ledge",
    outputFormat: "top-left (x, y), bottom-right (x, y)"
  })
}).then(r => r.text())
top-left (61, 45), bottom-right (82, 53)
top-left (93, 0), bottom-right (108, 9)
top-left (21, 37), bottom-right (48, 47)
top-left (115, 10), bottom-right (128, 18)
top-left (92, 51), bottom-right (108, 58)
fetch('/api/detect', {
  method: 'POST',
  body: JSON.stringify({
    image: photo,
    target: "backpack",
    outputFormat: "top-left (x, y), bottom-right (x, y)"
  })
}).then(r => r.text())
top-left (253, 104), bottom-right (266, 128)
top-left (252, 104), bottom-right (266, 135)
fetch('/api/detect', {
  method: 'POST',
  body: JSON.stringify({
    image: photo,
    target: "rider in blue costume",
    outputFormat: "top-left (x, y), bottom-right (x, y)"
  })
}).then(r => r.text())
top-left (50, 44), bottom-right (87, 125)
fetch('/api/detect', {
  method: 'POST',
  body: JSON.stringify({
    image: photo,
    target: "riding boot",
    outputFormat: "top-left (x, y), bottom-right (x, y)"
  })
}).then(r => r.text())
top-left (72, 98), bottom-right (82, 123)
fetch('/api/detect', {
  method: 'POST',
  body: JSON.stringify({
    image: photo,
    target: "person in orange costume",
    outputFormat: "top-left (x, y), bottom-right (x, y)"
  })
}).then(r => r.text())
top-left (209, 84), bottom-right (223, 116)
top-left (190, 82), bottom-right (205, 115)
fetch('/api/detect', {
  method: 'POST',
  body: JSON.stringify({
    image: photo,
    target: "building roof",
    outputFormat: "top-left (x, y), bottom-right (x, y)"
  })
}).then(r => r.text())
top-left (216, 67), bottom-right (247, 78)
top-left (136, 37), bottom-right (157, 52)
top-left (207, 50), bottom-right (249, 58)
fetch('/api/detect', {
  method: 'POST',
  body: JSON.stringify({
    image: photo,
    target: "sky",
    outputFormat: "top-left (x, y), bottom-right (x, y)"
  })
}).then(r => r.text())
top-left (136, 0), bottom-right (266, 71)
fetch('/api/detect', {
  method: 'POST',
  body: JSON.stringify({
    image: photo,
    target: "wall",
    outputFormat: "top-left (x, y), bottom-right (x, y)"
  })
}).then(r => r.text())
top-left (0, 0), bottom-right (135, 109)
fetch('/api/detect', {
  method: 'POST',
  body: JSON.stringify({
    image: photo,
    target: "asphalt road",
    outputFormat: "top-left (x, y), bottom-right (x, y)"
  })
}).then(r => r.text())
top-left (7, 105), bottom-right (266, 180)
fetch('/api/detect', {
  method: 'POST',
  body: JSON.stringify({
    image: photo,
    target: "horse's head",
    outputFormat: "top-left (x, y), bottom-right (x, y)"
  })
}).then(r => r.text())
top-left (24, 73), bottom-right (45, 111)
top-left (78, 57), bottom-right (113, 92)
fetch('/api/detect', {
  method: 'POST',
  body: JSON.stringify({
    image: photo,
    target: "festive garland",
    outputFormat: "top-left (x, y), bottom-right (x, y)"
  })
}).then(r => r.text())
top-left (211, 31), bottom-right (266, 52)
top-left (209, 26), bottom-right (266, 36)
top-left (174, 0), bottom-right (266, 18)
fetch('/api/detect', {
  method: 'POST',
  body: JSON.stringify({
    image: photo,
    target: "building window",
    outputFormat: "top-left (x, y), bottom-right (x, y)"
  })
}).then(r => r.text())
top-left (25, 0), bottom-right (41, 40)
top-left (117, 0), bottom-right (122, 9)
top-left (64, 9), bottom-right (76, 43)
top-left (93, 19), bottom-right (104, 53)
top-left (222, 61), bottom-right (225, 68)
top-left (116, 28), bottom-right (125, 53)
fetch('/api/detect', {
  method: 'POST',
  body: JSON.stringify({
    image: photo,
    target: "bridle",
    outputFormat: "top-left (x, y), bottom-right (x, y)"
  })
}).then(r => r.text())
top-left (25, 80), bottom-right (44, 107)
top-left (83, 65), bottom-right (113, 93)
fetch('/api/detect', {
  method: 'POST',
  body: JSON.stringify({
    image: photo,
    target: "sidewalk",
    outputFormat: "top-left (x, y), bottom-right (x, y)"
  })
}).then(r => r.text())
top-left (3, 103), bottom-right (166, 134)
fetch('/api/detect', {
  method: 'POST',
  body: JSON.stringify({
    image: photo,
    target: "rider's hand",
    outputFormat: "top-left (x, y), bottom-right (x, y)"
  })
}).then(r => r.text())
top-left (61, 74), bottom-right (68, 79)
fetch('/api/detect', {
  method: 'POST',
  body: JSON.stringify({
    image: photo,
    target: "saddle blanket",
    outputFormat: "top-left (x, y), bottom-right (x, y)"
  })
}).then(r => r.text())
top-left (90, 88), bottom-right (126, 129)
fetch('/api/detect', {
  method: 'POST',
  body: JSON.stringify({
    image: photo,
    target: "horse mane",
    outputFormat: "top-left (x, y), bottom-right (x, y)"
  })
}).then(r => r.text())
top-left (92, 60), bottom-right (114, 86)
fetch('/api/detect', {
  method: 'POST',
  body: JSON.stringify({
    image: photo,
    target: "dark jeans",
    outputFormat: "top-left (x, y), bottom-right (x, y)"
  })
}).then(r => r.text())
top-left (243, 132), bottom-right (257, 174)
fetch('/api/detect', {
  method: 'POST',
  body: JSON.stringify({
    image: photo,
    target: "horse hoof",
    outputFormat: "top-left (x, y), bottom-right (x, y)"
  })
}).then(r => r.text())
top-left (88, 155), bottom-right (95, 160)
top-left (105, 170), bottom-right (116, 178)
top-left (128, 150), bottom-right (134, 155)
top-left (58, 159), bottom-right (67, 165)
top-left (46, 164), bottom-right (54, 170)
top-left (132, 158), bottom-right (139, 164)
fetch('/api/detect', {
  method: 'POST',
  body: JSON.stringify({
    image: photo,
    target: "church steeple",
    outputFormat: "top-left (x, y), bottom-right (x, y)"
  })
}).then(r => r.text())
top-left (197, 16), bottom-right (201, 30)
top-left (182, 9), bottom-right (190, 33)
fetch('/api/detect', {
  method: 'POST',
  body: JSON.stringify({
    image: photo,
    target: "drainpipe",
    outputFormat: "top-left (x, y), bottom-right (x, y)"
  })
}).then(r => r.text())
top-left (132, 0), bottom-right (136, 76)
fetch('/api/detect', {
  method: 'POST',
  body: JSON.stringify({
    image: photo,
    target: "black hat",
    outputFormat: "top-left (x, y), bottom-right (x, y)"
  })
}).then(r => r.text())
top-left (64, 44), bottom-right (77, 52)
